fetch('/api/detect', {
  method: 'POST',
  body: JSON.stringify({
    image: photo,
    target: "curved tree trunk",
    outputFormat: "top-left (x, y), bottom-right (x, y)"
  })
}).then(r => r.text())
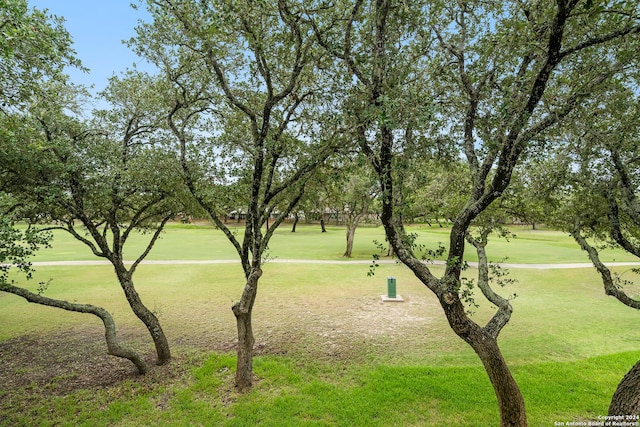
top-left (468, 327), bottom-right (527, 426)
top-left (232, 266), bottom-right (262, 392)
top-left (0, 283), bottom-right (147, 374)
top-left (477, 341), bottom-right (527, 426)
top-left (114, 267), bottom-right (171, 365)
top-left (609, 358), bottom-right (640, 415)
top-left (572, 225), bottom-right (640, 416)
top-left (291, 213), bottom-right (299, 232)
top-left (436, 290), bottom-right (527, 427)
top-left (375, 125), bottom-right (527, 425)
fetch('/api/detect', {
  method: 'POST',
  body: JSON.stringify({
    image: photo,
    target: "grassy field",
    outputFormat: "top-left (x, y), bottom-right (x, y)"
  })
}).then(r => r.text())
top-left (27, 221), bottom-right (640, 263)
top-left (1, 223), bottom-right (640, 426)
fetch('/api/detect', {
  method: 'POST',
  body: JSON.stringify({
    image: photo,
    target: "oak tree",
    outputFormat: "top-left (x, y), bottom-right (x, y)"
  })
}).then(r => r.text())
top-left (133, 0), bottom-right (342, 391)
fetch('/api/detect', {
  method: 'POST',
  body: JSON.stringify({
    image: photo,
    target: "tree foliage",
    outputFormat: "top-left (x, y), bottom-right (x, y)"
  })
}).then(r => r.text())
top-left (0, 74), bottom-right (183, 365)
top-left (2, 0), bottom-right (640, 418)
top-left (0, 0), bottom-right (82, 110)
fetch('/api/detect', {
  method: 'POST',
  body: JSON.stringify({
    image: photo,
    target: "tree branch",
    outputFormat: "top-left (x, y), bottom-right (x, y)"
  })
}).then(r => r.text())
top-left (465, 232), bottom-right (513, 338)
top-left (130, 214), bottom-right (172, 274)
top-left (571, 221), bottom-right (640, 310)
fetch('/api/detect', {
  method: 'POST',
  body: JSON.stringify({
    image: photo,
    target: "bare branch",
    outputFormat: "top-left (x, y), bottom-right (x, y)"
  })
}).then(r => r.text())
top-left (572, 222), bottom-right (640, 310)
top-left (465, 233), bottom-right (513, 338)
top-left (130, 214), bottom-right (172, 274)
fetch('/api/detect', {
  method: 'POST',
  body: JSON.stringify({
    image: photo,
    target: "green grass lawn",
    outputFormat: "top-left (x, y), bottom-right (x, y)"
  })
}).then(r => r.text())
top-left (4, 351), bottom-right (635, 427)
top-left (27, 222), bottom-right (640, 263)
top-left (2, 223), bottom-right (640, 426)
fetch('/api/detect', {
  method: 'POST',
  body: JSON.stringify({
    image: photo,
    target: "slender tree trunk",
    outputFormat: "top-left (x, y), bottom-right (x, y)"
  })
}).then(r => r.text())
top-left (609, 359), bottom-right (640, 416)
top-left (344, 228), bottom-right (354, 257)
top-left (291, 213), bottom-right (299, 232)
top-left (115, 267), bottom-right (171, 365)
top-left (344, 225), bottom-right (356, 257)
top-left (320, 216), bottom-right (327, 232)
top-left (232, 266), bottom-right (262, 392)
top-left (572, 228), bottom-right (640, 416)
top-left (343, 214), bottom-right (363, 257)
top-left (233, 307), bottom-right (255, 392)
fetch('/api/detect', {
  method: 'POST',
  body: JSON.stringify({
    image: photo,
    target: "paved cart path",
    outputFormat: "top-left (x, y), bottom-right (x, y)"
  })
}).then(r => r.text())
top-left (27, 259), bottom-right (640, 269)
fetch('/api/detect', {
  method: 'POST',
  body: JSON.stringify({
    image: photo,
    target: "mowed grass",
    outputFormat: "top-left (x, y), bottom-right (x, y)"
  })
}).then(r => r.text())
top-left (4, 351), bottom-right (637, 427)
top-left (26, 221), bottom-right (640, 263)
top-left (2, 223), bottom-right (640, 425)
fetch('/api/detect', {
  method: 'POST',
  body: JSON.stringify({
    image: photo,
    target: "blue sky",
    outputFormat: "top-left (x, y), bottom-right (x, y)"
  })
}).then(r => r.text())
top-left (29, 0), bottom-right (155, 93)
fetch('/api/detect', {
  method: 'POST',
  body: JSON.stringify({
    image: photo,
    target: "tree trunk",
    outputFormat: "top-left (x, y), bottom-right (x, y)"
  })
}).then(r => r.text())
top-left (291, 213), bottom-right (299, 232)
top-left (232, 266), bottom-right (262, 392)
top-left (344, 223), bottom-right (356, 257)
top-left (441, 294), bottom-right (527, 427)
top-left (343, 214), bottom-right (363, 258)
top-left (470, 332), bottom-right (527, 426)
top-left (233, 307), bottom-right (255, 392)
top-left (609, 359), bottom-right (640, 416)
top-left (320, 216), bottom-right (327, 232)
top-left (0, 283), bottom-right (147, 374)
top-left (115, 268), bottom-right (171, 365)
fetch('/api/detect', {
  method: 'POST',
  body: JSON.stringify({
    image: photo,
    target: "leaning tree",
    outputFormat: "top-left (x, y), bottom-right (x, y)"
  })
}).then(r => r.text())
top-left (312, 0), bottom-right (640, 425)
top-left (0, 217), bottom-right (148, 374)
top-left (0, 74), bottom-right (183, 366)
top-left (0, 0), bottom-right (150, 373)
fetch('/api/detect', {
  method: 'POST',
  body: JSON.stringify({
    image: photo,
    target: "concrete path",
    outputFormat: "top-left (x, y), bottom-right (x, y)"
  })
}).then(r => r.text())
top-left (28, 259), bottom-right (640, 269)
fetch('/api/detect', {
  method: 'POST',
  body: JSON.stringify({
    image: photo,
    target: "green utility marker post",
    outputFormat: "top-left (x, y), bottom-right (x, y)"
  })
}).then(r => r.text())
top-left (381, 276), bottom-right (404, 302)
top-left (387, 276), bottom-right (396, 298)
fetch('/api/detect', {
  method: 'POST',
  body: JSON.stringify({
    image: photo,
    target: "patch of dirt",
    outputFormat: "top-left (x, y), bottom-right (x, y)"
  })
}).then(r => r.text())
top-left (0, 287), bottom-right (448, 419)
top-left (0, 327), bottom-right (152, 397)
top-left (244, 291), bottom-right (447, 363)
top-left (0, 326), bottom-right (207, 423)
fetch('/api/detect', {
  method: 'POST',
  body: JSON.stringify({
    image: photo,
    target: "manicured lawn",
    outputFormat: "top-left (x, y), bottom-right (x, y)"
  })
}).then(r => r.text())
top-left (3, 263), bottom-right (638, 362)
top-left (2, 223), bottom-right (640, 425)
top-left (26, 222), bottom-right (640, 263)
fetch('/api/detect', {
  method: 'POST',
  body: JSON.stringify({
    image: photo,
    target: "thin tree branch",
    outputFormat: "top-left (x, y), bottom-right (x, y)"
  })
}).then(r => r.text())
top-left (572, 221), bottom-right (640, 310)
